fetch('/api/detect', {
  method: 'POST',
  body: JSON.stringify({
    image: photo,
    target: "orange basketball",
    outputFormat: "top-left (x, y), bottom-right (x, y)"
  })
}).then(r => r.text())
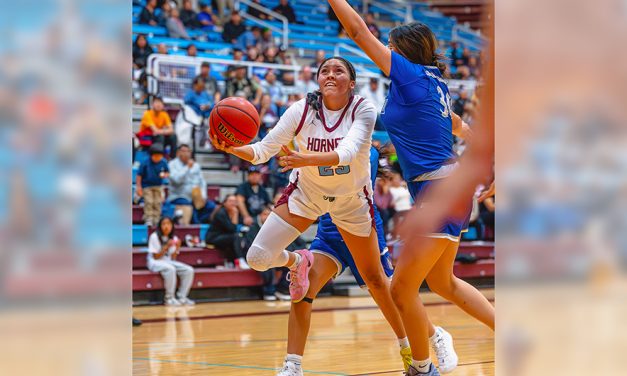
top-left (209, 97), bottom-right (260, 147)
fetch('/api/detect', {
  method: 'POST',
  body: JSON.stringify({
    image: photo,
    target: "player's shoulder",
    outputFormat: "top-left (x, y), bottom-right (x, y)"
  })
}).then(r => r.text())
top-left (353, 94), bottom-right (377, 111)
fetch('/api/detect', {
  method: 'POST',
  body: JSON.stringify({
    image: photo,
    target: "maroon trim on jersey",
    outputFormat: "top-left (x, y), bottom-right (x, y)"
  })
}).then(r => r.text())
top-left (363, 185), bottom-right (376, 229)
top-left (294, 102), bottom-right (309, 136)
top-left (318, 95), bottom-right (354, 133)
top-left (275, 172), bottom-right (300, 208)
top-left (351, 97), bottom-right (366, 122)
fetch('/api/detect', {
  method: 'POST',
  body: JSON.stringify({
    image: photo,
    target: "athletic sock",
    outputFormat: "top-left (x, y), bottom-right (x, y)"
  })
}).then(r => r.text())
top-left (413, 358), bottom-right (432, 374)
top-left (286, 353), bottom-right (303, 365)
top-left (288, 252), bottom-right (301, 270)
top-left (398, 337), bottom-right (410, 349)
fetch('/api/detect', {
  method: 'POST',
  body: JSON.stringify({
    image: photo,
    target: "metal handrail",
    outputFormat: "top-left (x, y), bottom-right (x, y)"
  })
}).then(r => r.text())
top-left (235, 0), bottom-right (289, 48)
top-left (368, 0), bottom-right (413, 23)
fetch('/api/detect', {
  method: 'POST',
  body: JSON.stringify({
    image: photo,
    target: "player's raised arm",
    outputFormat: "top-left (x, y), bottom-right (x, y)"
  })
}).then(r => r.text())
top-left (327, 0), bottom-right (391, 76)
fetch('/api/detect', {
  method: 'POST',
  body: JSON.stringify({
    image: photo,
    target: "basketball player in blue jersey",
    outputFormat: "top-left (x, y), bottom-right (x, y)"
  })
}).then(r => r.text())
top-left (327, 1), bottom-right (495, 375)
top-left (277, 146), bottom-right (457, 376)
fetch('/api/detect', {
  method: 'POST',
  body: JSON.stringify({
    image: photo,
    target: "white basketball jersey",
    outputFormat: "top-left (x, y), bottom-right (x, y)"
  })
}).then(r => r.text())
top-left (250, 96), bottom-right (377, 197)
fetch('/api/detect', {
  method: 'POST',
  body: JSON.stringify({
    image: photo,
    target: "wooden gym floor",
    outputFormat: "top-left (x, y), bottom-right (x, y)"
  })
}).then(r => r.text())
top-left (132, 289), bottom-right (494, 375)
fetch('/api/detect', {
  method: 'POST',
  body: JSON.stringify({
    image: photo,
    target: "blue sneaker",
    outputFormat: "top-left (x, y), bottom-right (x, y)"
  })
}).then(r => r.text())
top-left (405, 364), bottom-right (440, 376)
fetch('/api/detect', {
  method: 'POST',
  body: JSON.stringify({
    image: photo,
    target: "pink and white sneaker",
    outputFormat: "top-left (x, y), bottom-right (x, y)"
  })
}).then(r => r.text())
top-left (288, 249), bottom-right (314, 302)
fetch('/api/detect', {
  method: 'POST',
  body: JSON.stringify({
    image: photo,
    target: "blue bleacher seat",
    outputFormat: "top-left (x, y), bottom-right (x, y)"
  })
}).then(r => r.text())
top-left (133, 24), bottom-right (168, 37)
top-left (133, 225), bottom-right (149, 246)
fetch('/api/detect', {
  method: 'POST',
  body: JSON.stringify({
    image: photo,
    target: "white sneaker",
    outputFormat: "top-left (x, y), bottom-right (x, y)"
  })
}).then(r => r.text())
top-left (177, 297), bottom-right (195, 306)
top-left (274, 291), bottom-right (291, 301)
top-left (164, 297), bottom-right (181, 306)
top-left (431, 327), bottom-right (458, 373)
top-left (263, 294), bottom-right (277, 301)
top-left (237, 257), bottom-right (251, 270)
top-left (276, 360), bottom-right (303, 376)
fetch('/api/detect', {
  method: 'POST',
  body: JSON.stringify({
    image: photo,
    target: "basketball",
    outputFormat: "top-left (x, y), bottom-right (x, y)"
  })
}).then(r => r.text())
top-left (209, 97), bottom-right (260, 147)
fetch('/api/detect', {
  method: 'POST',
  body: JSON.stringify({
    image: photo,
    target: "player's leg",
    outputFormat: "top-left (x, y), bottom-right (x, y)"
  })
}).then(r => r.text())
top-left (278, 254), bottom-right (338, 376)
top-left (245, 203), bottom-right (316, 301)
top-left (337, 227), bottom-right (407, 340)
top-left (425, 240), bottom-right (495, 330)
top-left (391, 237), bottom-right (450, 374)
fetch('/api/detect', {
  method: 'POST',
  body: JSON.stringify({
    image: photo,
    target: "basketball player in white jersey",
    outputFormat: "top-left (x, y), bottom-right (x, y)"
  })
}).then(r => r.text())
top-left (211, 57), bottom-right (414, 369)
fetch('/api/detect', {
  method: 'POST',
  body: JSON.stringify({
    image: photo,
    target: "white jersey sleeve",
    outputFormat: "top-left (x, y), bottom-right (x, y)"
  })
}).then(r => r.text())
top-left (249, 100), bottom-right (305, 165)
top-left (335, 100), bottom-right (376, 165)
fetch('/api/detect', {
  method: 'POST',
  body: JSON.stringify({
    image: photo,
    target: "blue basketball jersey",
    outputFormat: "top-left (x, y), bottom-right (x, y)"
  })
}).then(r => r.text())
top-left (316, 147), bottom-right (386, 252)
top-left (380, 51), bottom-right (456, 181)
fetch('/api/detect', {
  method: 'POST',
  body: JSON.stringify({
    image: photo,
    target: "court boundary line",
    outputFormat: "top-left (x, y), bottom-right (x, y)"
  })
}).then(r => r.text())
top-left (346, 360), bottom-right (495, 375)
top-left (132, 357), bottom-right (349, 375)
top-left (139, 299), bottom-right (494, 324)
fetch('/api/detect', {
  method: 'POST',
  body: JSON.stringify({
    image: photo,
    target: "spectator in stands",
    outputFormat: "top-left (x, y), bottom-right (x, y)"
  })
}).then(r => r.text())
top-left (156, 43), bottom-right (168, 54)
top-left (247, 0), bottom-right (268, 20)
top-left (364, 12), bottom-right (380, 39)
top-left (236, 166), bottom-right (271, 226)
top-left (389, 172), bottom-right (412, 239)
top-left (272, 0), bottom-right (297, 23)
top-left (280, 71), bottom-right (295, 86)
top-left (232, 48), bottom-right (244, 61)
top-left (225, 66), bottom-right (262, 106)
top-left (455, 65), bottom-right (471, 80)
top-left (139, 97), bottom-right (177, 158)
top-left (138, 0), bottom-right (160, 26)
top-left (166, 7), bottom-right (191, 40)
top-left (479, 195), bottom-right (495, 240)
top-left (205, 194), bottom-right (250, 269)
top-left (468, 56), bottom-right (480, 79)
top-left (257, 93), bottom-right (279, 138)
top-left (359, 77), bottom-right (386, 112)
top-left (147, 216), bottom-right (195, 306)
top-left (157, 1), bottom-right (173, 26)
top-left (449, 40), bottom-right (462, 66)
top-left (184, 77), bottom-right (213, 118)
top-left (222, 11), bottom-right (246, 44)
top-left (453, 89), bottom-right (469, 116)
top-left (198, 2), bottom-right (219, 31)
top-left (168, 144), bottom-right (207, 225)
top-left (133, 34), bottom-right (154, 70)
top-left (246, 46), bottom-right (260, 62)
top-left (180, 0), bottom-right (200, 29)
top-left (460, 47), bottom-right (471, 66)
top-left (134, 72), bottom-right (150, 105)
top-left (261, 69), bottom-right (287, 109)
top-left (294, 66), bottom-right (317, 95)
top-left (186, 44), bottom-right (198, 57)
top-left (236, 26), bottom-right (261, 51)
top-left (309, 49), bottom-right (326, 70)
top-left (195, 61), bottom-right (221, 104)
top-left (258, 28), bottom-right (275, 52)
top-left (374, 176), bottom-right (394, 237)
top-left (263, 46), bottom-right (279, 64)
top-left (136, 143), bottom-right (169, 226)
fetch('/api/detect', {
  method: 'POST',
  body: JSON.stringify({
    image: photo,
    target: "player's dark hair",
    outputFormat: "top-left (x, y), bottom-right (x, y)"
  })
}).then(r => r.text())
top-left (389, 22), bottom-right (448, 77)
top-left (306, 56), bottom-right (356, 113)
top-left (156, 216), bottom-right (174, 242)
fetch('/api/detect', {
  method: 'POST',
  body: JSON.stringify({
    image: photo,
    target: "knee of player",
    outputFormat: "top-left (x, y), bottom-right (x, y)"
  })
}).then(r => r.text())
top-left (246, 245), bottom-right (271, 271)
top-left (362, 271), bottom-right (387, 290)
top-left (426, 276), bottom-right (454, 299)
top-left (389, 280), bottom-right (407, 308)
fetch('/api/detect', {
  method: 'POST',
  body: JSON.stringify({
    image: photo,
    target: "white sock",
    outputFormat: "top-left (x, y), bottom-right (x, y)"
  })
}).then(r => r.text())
top-left (286, 353), bottom-right (302, 366)
top-left (413, 358), bottom-right (432, 373)
top-left (288, 252), bottom-right (301, 270)
top-left (398, 337), bottom-right (410, 349)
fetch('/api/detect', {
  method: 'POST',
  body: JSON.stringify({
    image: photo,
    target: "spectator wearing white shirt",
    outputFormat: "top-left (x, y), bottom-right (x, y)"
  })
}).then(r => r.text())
top-left (358, 77), bottom-right (386, 111)
top-left (168, 144), bottom-right (207, 225)
top-left (260, 69), bottom-right (287, 109)
top-left (294, 66), bottom-right (318, 97)
top-left (147, 217), bottom-right (195, 306)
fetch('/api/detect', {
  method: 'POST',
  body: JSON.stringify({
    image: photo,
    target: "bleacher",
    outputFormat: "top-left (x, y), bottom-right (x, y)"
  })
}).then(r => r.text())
top-left (131, 0), bottom-right (492, 304)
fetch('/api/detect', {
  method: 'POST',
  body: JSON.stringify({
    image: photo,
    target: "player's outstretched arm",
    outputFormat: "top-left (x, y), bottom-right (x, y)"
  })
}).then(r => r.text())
top-left (327, 0), bottom-right (391, 75)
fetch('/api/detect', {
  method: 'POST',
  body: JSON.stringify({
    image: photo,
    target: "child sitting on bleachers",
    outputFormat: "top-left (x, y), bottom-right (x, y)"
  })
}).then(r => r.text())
top-left (147, 216), bottom-right (195, 306)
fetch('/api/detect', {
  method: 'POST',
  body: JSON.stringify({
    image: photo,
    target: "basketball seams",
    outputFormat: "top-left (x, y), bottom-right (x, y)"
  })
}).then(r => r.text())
top-left (214, 110), bottom-right (255, 141)
top-left (215, 104), bottom-right (260, 138)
